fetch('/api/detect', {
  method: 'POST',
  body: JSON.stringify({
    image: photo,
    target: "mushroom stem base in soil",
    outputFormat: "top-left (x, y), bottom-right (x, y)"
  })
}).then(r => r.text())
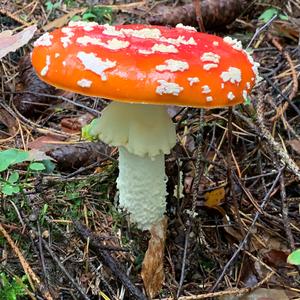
top-left (117, 146), bottom-right (167, 230)
top-left (83, 102), bottom-right (177, 230)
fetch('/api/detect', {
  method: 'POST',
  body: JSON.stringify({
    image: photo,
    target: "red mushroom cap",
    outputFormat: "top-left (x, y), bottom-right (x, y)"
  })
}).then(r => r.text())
top-left (31, 22), bottom-right (259, 108)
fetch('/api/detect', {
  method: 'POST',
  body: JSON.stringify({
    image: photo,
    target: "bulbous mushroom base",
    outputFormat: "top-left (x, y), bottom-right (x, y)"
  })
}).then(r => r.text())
top-left (117, 146), bottom-right (167, 231)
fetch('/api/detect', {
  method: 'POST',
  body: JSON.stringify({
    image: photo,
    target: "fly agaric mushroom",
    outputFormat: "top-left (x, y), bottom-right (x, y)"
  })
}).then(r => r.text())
top-left (31, 22), bottom-right (259, 230)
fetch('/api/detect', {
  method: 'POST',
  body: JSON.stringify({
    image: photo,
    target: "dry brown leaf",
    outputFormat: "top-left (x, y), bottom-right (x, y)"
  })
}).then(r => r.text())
top-left (220, 288), bottom-right (289, 300)
top-left (261, 249), bottom-right (288, 268)
top-left (28, 135), bottom-right (64, 152)
top-left (29, 135), bottom-right (112, 170)
top-left (46, 142), bottom-right (111, 170)
top-left (287, 139), bottom-right (300, 155)
top-left (222, 216), bottom-right (243, 241)
top-left (0, 25), bottom-right (37, 59)
top-left (43, 8), bottom-right (85, 31)
top-left (60, 113), bottom-right (94, 134)
top-left (0, 108), bottom-right (18, 136)
top-left (204, 187), bottom-right (225, 208)
top-left (141, 217), bottom-right (167, 299)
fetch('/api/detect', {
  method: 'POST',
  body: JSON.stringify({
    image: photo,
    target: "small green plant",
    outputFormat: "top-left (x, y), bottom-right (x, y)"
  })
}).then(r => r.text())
top-left (83, 7), bottom-right (113, 23)
top-left (45, 0), bottom-right (76, 11)
top-left (0, 272), bottom-right (28, 300)
top-left (72, 7), bottom-right (113, 24)
top-left (40, 203), bottom-right (49, 225)
top-left (0, 149), bottom-right (49, 196)
top-left (244, 96), bottom-right (251, 106)
top-left (258, 7), bottom-right (288, 23)
top-left (287, 249), bottom-right (300, 265)
top-left (63, 0), bottom-right (76, 6)
top-left (0, 149), bottom-right (29, 173)
top-left (28, 162), bottom-right (46, 172)
top-left (45, 0), bottom-right (61, 11)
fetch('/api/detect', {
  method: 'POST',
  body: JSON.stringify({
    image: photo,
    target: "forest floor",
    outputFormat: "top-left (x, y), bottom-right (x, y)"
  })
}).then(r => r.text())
top-left (0, 0), bottom-right (300, 299)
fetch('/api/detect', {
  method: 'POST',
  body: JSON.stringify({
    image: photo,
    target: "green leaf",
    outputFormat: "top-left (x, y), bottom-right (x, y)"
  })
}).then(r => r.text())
top-left (258, 8), bottom-right (278, 23)
top-left (1, 184), bottom-right (20, 196)
top-left (0, 149), bottom-right (29, 172)
top-left (45, 1), bottom-right (54, 11)
top-left (244, 96), bottom-right (251, 106)
top-left (71, 15), bottom-right (81, 21)
top-left (279, 13), bottom-right (288, 21)
top-left (82, 12), bottom-right (97, 20)
top-left (82, 118), bottom-right (101, 141)
top-left (40, 203), bottom-right (48, 224)
top-left (0, 273), bottom-right (27, 300)
top-left (0, 272), bottom-right (9, 286)
top-left (82, 7), bottom-right (113, 23)
top-left (53, 2), bottom-right (61, 9)
top-left (42, 160), bottom-right (56, 173)
top-left (29, 162), bottom-right (46, 171)
top-left (8, 172), bottom-right (19, 184)
top-left (45, 1), bottom-right (60, 11)
top-left (287, 249), bottom-right (300, 265)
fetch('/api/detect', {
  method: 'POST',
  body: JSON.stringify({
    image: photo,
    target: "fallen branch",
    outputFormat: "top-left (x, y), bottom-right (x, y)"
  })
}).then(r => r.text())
top-left (73, 221), bottom-right (147, 300)
top-left (269, 36), bottom-right (298, 122)
top-left (0, 223), bottom-right (53, 300)
top-left (256, 91), bottom-right (300, 180)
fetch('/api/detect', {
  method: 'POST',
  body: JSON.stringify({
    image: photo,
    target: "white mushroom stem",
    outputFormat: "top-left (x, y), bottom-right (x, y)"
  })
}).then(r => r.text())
top-left (84, 102), bottom-right (176, 230)
top-left (117, 146), bottom-right (167, 230)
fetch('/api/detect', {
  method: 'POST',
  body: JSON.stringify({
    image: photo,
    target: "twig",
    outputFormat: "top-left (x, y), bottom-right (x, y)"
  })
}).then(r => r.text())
top-left (262, 75), bottom-right (300, 118)
top-left (227, 107), bottom-right (244, 235)
top-left (280, 175), bottom-right (295, 249)
top-left (269, 36), bottom-right (298, 121)
top-left (41, 239), bottom-right (91, 300)
top-left (0, 100), bottom-right (70, 138)
top-left (246, 14), bottom-right (278, 48)
top-left (73, 221), bottom-right (147, 300)
top-left (256, 91), bottom-right (300, 179)
top-left (157, 271), bottom-right (275, 300)
top-left (37, 222), bottom-right (52, 297)
top-left (210, 167), bottom-right (284, 291)
top-left (192, 0), bottom-right (205, 32)
top-left (14, 91), bottom-right (101, 116)
top-left (235, 95), bottom-right (300, 181)
top-left (0, 8), bottom-right (31, 26)
top-left (0, 222), bottom-right (53, 300)
top-left (43, 215), bottom-right (117, 299)
top-left (177, 109), bottom-right (206, 298)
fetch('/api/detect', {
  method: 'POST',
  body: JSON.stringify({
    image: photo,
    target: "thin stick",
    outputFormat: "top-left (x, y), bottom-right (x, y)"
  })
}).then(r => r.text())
top-left (193, 0), bottom-right (205, 32)
top-left (157, 271), bottom-right (275, 300)
top-left (227, 107), bottom-right (244, 234)
top-left (177, 109), bottom-right (206, 298)
top-left (280, 175), bottom-right (295, 249)
top-left (41, 239), bottom-right (91, 300)
top-left (246, 14), bottom-right (277, 48)
top-left (0, 223), bottom-right (53, 300)
top-left (73, 221), bottom-right (147, 300)
top-left (210, 167), bottom-right (284, 291)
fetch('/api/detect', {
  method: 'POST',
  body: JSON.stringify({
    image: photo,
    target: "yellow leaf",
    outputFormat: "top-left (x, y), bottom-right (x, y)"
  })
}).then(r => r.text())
top-left (204, 187), bottom-right (225, 208)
